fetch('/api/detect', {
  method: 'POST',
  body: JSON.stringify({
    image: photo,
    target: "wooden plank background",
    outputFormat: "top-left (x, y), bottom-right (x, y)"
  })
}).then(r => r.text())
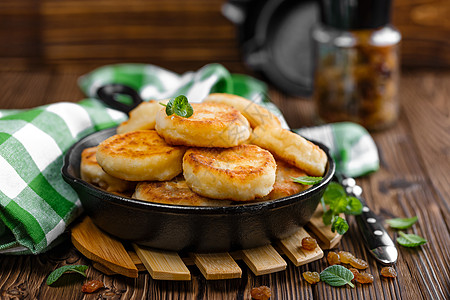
top-left (0, 0), bottom-right (449, 72)
top-left (0, 0), bottom-right (449, 299)
top-left (0, 68), bottom-right (448, 300)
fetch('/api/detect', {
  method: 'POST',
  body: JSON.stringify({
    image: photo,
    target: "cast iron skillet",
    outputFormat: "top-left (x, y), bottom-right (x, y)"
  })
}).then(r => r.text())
top-left (61, 84), bottom-right (335, 253)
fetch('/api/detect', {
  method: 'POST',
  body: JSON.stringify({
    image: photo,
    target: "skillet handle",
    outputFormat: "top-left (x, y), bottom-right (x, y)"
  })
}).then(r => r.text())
top-left (96, 84), bottom-right (143, 114)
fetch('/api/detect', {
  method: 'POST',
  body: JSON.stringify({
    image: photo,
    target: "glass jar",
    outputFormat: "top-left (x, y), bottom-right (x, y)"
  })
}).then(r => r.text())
top-left (312, 0), bottom-right (401, 131)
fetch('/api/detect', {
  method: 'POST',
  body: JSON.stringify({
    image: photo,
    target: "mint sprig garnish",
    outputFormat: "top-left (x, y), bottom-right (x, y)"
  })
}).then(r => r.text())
top-left (160, 95), bottom-right (193, 118)
top-left (386, 216), bottom-right (418, 229)
top-left (321, 182), bottom-right (362, 235)
top-left (331, 216), bottom-right (349, 235)
top-left (320, 265), bottom-right (355, 288)
top-left (397, 231), bottom-right (427, 247)
top-left (385, 216), bottom-right (426, 247)
top-left (46, 265), bottom-right (88, 286)
top-left (291, 176), bottom-right (323, 185)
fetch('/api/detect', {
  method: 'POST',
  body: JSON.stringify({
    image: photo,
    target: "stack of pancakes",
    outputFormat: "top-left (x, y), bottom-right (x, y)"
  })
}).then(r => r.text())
top-left (80, 93), bottom-right (327, 206)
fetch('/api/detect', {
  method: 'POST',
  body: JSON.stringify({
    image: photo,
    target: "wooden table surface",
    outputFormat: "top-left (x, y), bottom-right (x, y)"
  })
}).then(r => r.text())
top-left (0, 67), bottom-right (448, 299)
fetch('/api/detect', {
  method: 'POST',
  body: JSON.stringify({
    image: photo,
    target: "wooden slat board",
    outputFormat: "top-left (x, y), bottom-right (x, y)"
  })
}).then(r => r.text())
top-left (306, 205), bottom-right (344, 249)
top-left (92, 262), bottom-right (117, 276)
top-left (71, 217), bottom-right (138, 278)
top-left (70, 216), bottom-right (338, 280)
top-left (132, 244), bottom-right (191, 281)
top-left (128, 250), bottom-right (146, 271)
top-left (191, 253), bottom-right (242, 280)
top-left (277, 228), bottom-right (324, 266)
top-left (241, 245), bottom-right (287, 276)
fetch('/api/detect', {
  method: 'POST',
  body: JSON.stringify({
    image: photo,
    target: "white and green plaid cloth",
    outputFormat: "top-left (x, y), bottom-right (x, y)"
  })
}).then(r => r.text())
top-left (0, 63), bottom-right (379, 254)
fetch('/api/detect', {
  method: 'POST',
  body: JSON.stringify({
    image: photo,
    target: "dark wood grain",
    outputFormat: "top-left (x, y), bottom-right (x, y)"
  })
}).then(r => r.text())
top-left (392, 0), bottom-right (450, 67)
top-left (0, 68), bottom-right (448, 299)
top-left (1, 0), bottom-right (449, 72)
top-left (0, 2), bottom-right (449, 297)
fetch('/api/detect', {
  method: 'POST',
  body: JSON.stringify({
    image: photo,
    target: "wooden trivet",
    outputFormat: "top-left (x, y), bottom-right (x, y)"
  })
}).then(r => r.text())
top-left (71, 205), bottom-right (342, 280)
top-left (307, 209), bottom-right (344, 250)
top-left (71, 217), bottom-right (138, 278)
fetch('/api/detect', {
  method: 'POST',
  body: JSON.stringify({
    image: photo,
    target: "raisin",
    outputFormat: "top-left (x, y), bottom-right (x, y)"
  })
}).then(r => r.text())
top-left (327, 252), bottom-right (341, 265)
top-left (349, 268), bottom-right (359, 281)
top-left (380, 267), bottom-right (397, 278)
top-left (251, 286), bottom-right (271, 300)
top-left (355, 272), bottom-right (374, 284)
top-left (302, 271), bottom-right (320, 284)
top-left (338, 251), bottom-right (354, 264)
top-left (301, 237), bottom-right (318, 251)
top-left (349, 257), bottom-right (369, 269)
top-left (82, 280), bottom-right (104, 293)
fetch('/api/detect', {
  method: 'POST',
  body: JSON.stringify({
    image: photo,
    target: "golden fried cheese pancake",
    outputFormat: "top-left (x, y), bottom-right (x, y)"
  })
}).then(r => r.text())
top-left (116, 100), bottom-right (163, 134)
top-left (251, 125), bottom-right (327, 177)
top-left (183, 144), bottom-right (276, 201)
top-left (133, 180), bottom-right (231, 206)
top-left (203, 93), bottom-right (281, 129)
top-left (155, 102), bottom-right (251, 147)
top-left (261, 158), bottom-right (311, 201)
top-left (80, 147), bottom-right (135, 192)
top-left (96, 130), bottom-right (185, 181)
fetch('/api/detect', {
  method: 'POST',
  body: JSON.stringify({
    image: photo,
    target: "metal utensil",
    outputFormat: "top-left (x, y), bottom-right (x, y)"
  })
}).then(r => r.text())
top-left (340, 176), bottom-right (398, 265)
top-left (297, 125), bottom-right (397, 264)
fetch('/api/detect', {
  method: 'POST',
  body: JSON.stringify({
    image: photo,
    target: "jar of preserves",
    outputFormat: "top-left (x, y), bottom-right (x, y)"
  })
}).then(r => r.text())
top-left (312, 0), bottom-right (401, 131)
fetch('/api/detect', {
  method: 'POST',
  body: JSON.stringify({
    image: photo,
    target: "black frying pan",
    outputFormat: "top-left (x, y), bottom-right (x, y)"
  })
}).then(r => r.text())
top-left (61, 84), bottom-right (335, 253)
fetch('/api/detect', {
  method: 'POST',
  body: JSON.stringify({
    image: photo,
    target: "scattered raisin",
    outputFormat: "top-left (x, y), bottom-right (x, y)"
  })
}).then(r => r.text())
top-left (349, 268), bottom-right (359, 281)
top-left (82, 279), bottom-right (104, 293)
top-left (380, 267), bottom-right (397, 278)
top-left (302, 271), bottom-right (320, 284)
top-left (301, 237), bottom-right (318, 251)
top-left (338, 251), bottom-right (354, 264)
top-left (355, 272), bottom-right (374, 284)
top-left (327, 252), bottom-right (341, 265)
top-left (349, 257), bottom-right (369, 269)
top-left (251, 285), bottom-right (271, 300)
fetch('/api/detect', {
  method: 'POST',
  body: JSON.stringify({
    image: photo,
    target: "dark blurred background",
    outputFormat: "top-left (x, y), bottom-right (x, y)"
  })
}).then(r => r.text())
top-left (0, 0), bottom-right (449, 75)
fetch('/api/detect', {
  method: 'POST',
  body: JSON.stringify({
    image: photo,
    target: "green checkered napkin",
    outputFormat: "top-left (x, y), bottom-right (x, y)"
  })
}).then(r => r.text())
top-left (295, 123), bottom-right (379, 178)
top-left (0, 63), bottom-right (378, 255)
top-left (0, 100), bottom-right (127, 254)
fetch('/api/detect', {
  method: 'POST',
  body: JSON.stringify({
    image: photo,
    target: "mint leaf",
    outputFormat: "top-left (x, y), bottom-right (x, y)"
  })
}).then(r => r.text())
top-left (322, 209), bottom-right (334, 225)
top-left (320, 182), bottom-right (363, 235)
top-left (173, 95), bottom-right (193, 117)
top-left (162, 100), bottom-right (174, 115)
top-left (291, 176), bottom-right (323, 185)
top-left (397, 231), bottom-right (427, 247)
top-left (331, 216), bottom-right (349, 235)
top-left (320, 265), bottom-right (355, 288)
top-left (345, 196), bottom-right (363, 215)
top-left (46, 265), bottom-right (88, 286)
top-left (323, 182), bottom-right (346, 205)
top-left (386, 216), bottom-right (418, 229)
top-left (161, 95), bottom-right (193, 118)
top-left (328, 195), bottom-right (362, 215)
top-left (329, 196), bottom-right (348, 213)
